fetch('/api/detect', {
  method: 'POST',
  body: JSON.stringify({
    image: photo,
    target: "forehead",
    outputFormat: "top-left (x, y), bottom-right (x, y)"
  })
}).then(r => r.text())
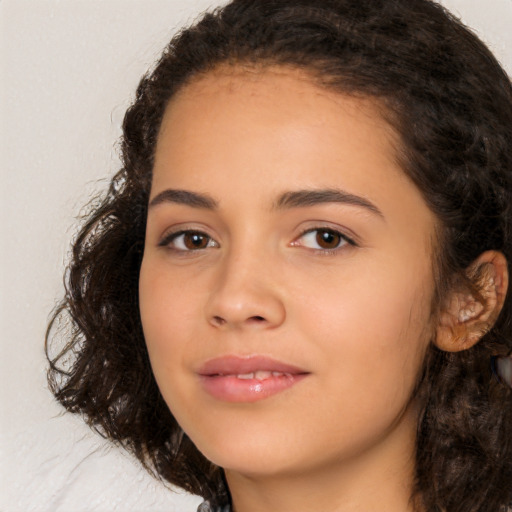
top-left (160, 65), bottom-right (395, 142)
top-left (155, 66), bottom-right (401, 192)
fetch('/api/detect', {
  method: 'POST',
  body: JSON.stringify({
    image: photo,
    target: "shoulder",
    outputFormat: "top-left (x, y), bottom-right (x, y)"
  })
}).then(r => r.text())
top-left (197, 501), bottom-right (231, 512)
top-left (197, 500), bottom-right (512, 512)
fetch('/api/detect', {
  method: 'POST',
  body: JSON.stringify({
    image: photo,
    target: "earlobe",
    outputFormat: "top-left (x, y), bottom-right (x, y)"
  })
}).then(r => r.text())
top-left (435, 251), bottom-right (509, 352)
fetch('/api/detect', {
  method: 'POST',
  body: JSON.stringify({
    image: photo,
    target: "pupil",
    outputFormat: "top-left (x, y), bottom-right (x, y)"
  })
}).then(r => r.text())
top-left (316, 230), bottom-right (340, 249)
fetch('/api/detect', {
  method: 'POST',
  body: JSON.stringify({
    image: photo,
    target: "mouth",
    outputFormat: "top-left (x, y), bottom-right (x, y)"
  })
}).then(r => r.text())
top-left (197, 355), bottom-right (310, 403)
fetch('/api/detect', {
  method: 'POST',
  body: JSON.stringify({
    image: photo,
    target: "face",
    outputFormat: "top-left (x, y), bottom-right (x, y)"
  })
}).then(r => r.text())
top-left (139, 67), bottom-right (438, 481)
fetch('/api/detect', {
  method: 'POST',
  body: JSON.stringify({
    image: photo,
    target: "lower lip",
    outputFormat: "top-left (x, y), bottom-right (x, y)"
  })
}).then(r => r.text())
top-left (199, 373), bottom-right (307, 403)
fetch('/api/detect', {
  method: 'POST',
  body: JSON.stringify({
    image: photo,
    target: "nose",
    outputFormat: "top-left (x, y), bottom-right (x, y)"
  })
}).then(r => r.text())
top-left (204, 251), bottom-right (286, 330)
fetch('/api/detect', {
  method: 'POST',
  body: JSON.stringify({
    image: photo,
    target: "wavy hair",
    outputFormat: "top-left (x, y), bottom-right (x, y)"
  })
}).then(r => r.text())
top-left (46, 0), bottom-right (512, 510)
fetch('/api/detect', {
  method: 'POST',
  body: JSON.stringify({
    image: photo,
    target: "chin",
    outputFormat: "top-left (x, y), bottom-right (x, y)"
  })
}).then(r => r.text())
top-left (190, 423), bottom-right (304, 477)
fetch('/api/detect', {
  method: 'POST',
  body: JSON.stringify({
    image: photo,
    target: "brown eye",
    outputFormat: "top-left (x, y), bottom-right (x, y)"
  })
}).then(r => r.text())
top-left (315, 229), bottom-right (342, 249)
top-left (296, 228), bottom-right (352, 252)
top-left (161, 230), bottom-right (218, 251)
top-left (183, 232), bottom-right (210, 250)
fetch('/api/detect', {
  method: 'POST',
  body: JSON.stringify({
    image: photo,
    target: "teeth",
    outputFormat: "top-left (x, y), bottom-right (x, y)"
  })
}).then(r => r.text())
top-left (237, 372), bottom-right (255, 380)
top-left (254, 370), bottom-right (272, 380)
top-left (235, 371), bottom-right (278, 380)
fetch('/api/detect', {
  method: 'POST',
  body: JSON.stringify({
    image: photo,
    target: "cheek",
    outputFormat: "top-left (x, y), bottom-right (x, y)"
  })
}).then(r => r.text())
top-left (138, 260), bottom-right (196, 383)
top-left (296, 260), bottom-right (434, 395)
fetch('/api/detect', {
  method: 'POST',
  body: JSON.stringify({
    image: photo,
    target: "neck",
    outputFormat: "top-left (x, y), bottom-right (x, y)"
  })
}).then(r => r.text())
top-left (224, 409), bottom-right (421, 512)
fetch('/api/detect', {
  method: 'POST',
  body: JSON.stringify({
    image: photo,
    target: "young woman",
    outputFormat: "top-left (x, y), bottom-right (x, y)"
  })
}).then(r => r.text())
top-left (46, 1), bottom-right (512, 511)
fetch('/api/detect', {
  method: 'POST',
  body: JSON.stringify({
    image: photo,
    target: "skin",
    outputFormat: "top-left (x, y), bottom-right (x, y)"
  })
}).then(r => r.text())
top-left (139, 67), bottom-right (444, 512)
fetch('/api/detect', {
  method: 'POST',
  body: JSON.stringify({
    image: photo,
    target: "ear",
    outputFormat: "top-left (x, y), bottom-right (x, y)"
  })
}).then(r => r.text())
top-left (435, 250), bottom-right (509, 352)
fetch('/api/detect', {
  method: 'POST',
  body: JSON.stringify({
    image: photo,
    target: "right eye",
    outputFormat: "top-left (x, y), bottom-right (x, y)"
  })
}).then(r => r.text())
top-left (160, 230), bottom-right (219, 251)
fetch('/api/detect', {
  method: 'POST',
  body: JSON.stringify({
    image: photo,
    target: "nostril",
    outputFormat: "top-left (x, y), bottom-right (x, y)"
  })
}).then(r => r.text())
top-left (209, 313), bottom-right (273, 328)
top-left (212, 315), bottom-right (226, 326)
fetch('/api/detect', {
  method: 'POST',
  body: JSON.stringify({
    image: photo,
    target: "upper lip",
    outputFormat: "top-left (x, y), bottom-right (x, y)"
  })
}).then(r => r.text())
top-left (197, 355), bottom-right (309, 376)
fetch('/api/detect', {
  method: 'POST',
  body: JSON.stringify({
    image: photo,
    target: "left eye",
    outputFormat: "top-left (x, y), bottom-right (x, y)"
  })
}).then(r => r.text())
top-left (162, 230), bottom-right (219, 251)
top-left (298, 228), bottom-right (351, 251)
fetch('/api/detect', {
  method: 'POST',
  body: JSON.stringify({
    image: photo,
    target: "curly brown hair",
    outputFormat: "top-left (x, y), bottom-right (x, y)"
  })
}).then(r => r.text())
top-left (46, 0), bottom-right (512, 510)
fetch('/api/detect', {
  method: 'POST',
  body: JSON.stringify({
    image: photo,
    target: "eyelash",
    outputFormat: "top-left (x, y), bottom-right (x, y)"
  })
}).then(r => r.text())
top-left (158, 227), bottom-right (356, 255)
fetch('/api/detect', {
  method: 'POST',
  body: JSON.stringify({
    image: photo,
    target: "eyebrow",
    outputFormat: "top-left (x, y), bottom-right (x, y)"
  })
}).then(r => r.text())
top-left (148, 187), bottom-right (384, 219)
top-left (149, 189), bottom-right (218, 210)
top-left (274, 188), bottom-right (384, 219)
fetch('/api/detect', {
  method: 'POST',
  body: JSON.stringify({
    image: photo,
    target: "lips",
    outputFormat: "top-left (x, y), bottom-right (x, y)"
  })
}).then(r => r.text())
top-left (197, 355), bottom-right (309, 403)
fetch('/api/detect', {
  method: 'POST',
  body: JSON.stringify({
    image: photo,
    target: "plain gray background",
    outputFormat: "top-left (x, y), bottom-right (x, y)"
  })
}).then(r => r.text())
top-left (1, 1), bottom-right (511, 510)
